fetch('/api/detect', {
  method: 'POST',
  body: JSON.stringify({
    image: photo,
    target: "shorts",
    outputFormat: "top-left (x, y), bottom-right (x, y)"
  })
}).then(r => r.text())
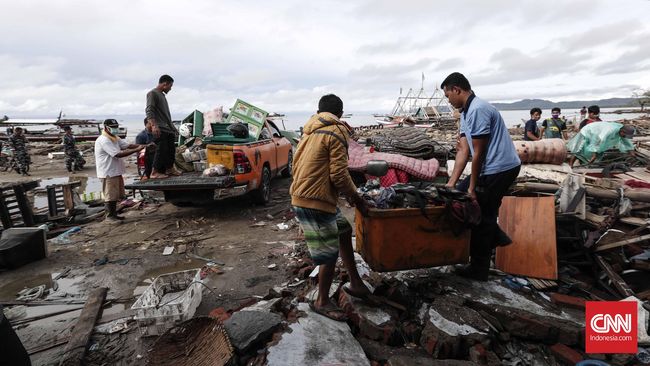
top-left (101, 176), bottom-right (125, 202)
top-left (294, 206), bottom-right (352, 265)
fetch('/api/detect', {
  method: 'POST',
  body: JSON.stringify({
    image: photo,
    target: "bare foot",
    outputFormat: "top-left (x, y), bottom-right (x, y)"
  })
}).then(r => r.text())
top-left (150, 173), bottom-right (169, 179)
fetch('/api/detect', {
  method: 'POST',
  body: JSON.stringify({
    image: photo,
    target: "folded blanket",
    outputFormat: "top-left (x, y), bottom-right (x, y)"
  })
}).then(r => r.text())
top-left (348, 140), bottom-right (439, 180)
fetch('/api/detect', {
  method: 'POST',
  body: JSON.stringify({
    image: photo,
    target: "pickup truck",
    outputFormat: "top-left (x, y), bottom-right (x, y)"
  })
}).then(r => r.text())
top-left (126, 119), bottom-right (293, 205)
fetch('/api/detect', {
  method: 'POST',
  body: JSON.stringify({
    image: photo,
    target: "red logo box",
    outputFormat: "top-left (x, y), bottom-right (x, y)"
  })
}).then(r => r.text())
top-left (585, 301), bottom-right (637, 354)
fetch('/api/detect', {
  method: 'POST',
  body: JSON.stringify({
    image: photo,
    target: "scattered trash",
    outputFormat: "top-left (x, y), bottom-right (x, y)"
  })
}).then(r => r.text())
top-left (49, 226), bottom-right (82, 245)
top-left (267, 263), bottom-right (277, 270)
top-left (93, 256), bottom-right (109, 266)
top-left (187, 253), bottom-right (225, 266)
top-left (276, 223), bottom-right (289, 230)
top-left (16, 285), bottom-right (46, 301)
top-left (177, 244), bottom-right (187, 254)
top-left (251, 221), bottom-right (267, 227)
top-left (162, 246), bottom-right (175, 256)
top-left (94, 318), bottom-right (131, 334)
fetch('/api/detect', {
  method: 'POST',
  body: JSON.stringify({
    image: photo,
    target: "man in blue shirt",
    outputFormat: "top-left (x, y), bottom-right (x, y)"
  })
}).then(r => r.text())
top-left (135, 118), bottom-right (156, 179)
top-left (443, 72), bottom-right (521, 281)
top-left (523, 108), bottom-right (542, 141)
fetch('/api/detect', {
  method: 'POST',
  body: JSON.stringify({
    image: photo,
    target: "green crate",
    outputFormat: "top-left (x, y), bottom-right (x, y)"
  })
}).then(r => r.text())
top-left (211, 123), bottom-right (232, 136)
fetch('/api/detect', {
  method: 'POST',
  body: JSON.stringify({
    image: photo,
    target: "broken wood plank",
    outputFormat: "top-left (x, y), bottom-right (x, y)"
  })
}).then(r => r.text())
top-left (594, 233), bottom-right (650, 252)
top-left (631, 259), bottom-right (650, 272)
top-left (594, 256), bottom-right (634, 298)
top-left (496, 196), bottom-right (558, 280)
top-left (550, 293), bottom-right (586, 310)
top-left (59, 287), bottom-right (108, 366)
top-left (619, 217), bottom-right (649, 227)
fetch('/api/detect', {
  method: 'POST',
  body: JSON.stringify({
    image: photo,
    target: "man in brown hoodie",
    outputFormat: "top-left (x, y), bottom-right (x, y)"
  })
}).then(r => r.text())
top-left (290, 94), bottom-right (371, 321)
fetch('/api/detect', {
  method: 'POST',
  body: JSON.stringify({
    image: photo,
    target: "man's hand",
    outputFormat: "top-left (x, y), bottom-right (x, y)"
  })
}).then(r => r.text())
top-left (152, 124), bottom-right (161, 138)
top-left (349, 195), bottom-right (369, 216)
top-left (467, 186), bottom-right (477, 201)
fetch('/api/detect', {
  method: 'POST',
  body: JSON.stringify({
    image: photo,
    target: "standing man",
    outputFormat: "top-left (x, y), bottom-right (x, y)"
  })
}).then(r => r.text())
top-left (290, 94), bottom-right (372, 321)
top-left (523, 107), bottom-right (542, 141)
top-left (95, 119), bottom-right (144, 222)
top-left (62, 126), bottom-right (85, 173)
top-left (136, 118), bottom-right (156, 180)
top-left (540, 107), bottom-right (568, 139)
top-left (146, 74), bottom-right (179, 179)
top-left (443, 72), bottom-right (521, 281)
top-left (9, 127), bottom-right (30, 176)
top-left (578, 105), bottom-right (603, 130)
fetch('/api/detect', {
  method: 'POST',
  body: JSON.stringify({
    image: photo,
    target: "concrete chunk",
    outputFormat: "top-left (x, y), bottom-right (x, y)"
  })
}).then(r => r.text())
top-left (266, 303), bottom-right (370, 366)
top-left (224, 310), bottom-right (281, 353)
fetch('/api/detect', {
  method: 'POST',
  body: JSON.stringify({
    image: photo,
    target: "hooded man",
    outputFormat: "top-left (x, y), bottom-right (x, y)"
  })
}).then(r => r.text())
top-left (568, 122), bottom-right (635, 167)
top-left (94, 119), bottom-right (144, 221)
top-left (290, 94), bottom-right (372, 321)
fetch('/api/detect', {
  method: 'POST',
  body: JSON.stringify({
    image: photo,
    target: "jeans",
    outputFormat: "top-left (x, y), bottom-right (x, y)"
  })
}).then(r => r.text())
top-left (153, 131), bottom-right (175, 172)
top-left (457, 165), bottom-right (521, 271)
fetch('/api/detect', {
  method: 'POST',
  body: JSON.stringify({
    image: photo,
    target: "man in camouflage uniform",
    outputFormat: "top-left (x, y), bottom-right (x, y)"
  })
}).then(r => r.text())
top-left (62, 126), bottom-right (85, 172)
top-left (9, 127), bottom-right (30, 176)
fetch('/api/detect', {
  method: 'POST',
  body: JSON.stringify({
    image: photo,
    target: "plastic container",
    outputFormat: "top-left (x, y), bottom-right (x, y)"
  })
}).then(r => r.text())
top-left (354, 206), bottom-right (470, 272)
top-left (193, 161), bottom-right (208, 171)
top-left (198, 149), bottom-right (207, 160)
top-left (131, 269), bottom-right (203, 337)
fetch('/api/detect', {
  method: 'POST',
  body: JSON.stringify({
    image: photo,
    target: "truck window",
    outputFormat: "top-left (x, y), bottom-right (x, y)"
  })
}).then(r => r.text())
top-left (259, 127), bottom-right (272, 140)
top-left (267, 122), bottom-right (282, 138)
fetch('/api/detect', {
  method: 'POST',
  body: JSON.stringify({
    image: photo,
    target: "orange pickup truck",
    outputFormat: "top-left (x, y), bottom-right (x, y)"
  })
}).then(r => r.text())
top-left (125, 119), bottom-right (293, 205)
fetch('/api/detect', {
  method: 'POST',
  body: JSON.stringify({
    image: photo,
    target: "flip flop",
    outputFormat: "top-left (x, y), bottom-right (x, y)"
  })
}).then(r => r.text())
top-left (342, 286), bottom-right (382, 306)
top-left (308, 302), bottom-right (348, 322)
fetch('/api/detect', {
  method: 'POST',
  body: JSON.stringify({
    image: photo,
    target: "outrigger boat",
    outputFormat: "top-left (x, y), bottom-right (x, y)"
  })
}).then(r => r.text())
top-left (375, 76), bottom-right (458, 128)
top-left (0, 114), bottom-right (127, 142)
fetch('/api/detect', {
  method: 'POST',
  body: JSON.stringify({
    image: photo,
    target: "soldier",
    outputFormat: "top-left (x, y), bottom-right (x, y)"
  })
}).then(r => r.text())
top-left (62, 126), bottom-right (85, 173)
top-left (9, 127), bottom-right (30, 176)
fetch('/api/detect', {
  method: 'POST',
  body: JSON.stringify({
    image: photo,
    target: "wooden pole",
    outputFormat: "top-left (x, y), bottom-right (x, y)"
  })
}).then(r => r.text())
top-left (59, 287), bottom-right (108, 366)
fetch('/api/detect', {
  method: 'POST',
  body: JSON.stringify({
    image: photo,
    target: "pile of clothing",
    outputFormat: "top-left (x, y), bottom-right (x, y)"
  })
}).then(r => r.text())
top-left (358, 181), bottom-right (481, 233)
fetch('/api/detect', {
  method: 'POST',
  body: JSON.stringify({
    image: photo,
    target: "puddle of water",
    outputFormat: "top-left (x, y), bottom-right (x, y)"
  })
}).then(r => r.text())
top-left (32, 176), bottom-right (103, 210)
top-left (138, 259), bottom-right (204, 286)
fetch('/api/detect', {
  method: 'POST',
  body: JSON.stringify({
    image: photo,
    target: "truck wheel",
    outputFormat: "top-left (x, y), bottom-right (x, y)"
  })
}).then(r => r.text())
top-left (281, 151), bottom-right (292, 178)
top-left (252, 166), bottom-right (271, 205)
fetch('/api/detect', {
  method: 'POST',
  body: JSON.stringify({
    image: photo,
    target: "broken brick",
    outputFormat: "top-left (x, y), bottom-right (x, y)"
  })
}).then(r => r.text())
top-left (549, 343), bottom-right (583, 365)
top-left (338, 288), bottom-right (399, 345)
top-left (208, 307), bottom-right (231, 322)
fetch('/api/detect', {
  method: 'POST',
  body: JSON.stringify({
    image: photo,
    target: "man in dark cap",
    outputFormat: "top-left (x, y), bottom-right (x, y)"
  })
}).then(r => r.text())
top-left (94, 119), bottom-right (144, 221)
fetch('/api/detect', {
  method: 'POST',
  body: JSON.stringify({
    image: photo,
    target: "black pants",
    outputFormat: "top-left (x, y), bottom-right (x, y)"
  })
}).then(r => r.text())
top-left (144, 146), bottom-right (155, 178)
top-left (457, 165), bottom-right (521, 271)
top-left (153, 131), bottom-right (175, 173)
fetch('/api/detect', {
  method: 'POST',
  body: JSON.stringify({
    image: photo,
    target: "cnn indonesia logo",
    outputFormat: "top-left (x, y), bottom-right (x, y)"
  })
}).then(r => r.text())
top-left (586, 301), bottom-right (637, 354)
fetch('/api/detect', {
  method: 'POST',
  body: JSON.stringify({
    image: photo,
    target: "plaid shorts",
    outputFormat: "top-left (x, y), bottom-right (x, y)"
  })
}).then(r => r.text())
top-left (294, 206), bottom-right (352, 265)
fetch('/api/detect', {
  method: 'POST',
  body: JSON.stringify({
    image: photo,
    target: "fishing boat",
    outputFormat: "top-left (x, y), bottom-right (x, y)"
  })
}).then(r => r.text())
top-left (375, 77), bottom-right (458, 128)
top-left (0, 115), bottom-right (127, 142)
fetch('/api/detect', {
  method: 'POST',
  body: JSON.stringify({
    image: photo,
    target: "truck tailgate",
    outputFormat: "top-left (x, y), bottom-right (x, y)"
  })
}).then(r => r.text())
top-left (125, 173), bottom-right (236, 191)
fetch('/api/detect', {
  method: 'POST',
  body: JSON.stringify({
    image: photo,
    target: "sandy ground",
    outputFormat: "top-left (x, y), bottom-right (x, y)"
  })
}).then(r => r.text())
top-left (0, 144), bottom-right (327, 365)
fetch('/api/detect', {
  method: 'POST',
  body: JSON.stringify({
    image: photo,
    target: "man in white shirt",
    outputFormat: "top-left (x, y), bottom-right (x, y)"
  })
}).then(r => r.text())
top-left (95, 119), bottom-right (145, 221)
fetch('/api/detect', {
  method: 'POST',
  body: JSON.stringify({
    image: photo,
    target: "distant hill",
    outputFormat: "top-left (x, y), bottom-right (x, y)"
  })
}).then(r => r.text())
top-left (491, 98), bottom-right (637, 110)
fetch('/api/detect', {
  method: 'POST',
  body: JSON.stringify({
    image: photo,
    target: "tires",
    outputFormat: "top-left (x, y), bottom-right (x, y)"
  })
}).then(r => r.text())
top-left (281, 151), bottom-right (292, 178)
top-left (251, 166), bottom-right (271, 205)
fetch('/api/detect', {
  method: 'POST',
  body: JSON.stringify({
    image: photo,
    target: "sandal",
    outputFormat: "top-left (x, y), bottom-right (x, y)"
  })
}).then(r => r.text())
top-left (308, 302), bottom-right (348, 322)
top-left (342, 286), bottom-right (382, 306)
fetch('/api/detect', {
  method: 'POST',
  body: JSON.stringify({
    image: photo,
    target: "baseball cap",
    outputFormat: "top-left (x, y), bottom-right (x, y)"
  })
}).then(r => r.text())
top-left (104, 119), bottom-right (119, 127)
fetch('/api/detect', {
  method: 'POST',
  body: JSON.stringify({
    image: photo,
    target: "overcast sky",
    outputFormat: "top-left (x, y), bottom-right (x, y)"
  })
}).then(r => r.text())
top-left (1, 0), bottom-right (649, 116)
